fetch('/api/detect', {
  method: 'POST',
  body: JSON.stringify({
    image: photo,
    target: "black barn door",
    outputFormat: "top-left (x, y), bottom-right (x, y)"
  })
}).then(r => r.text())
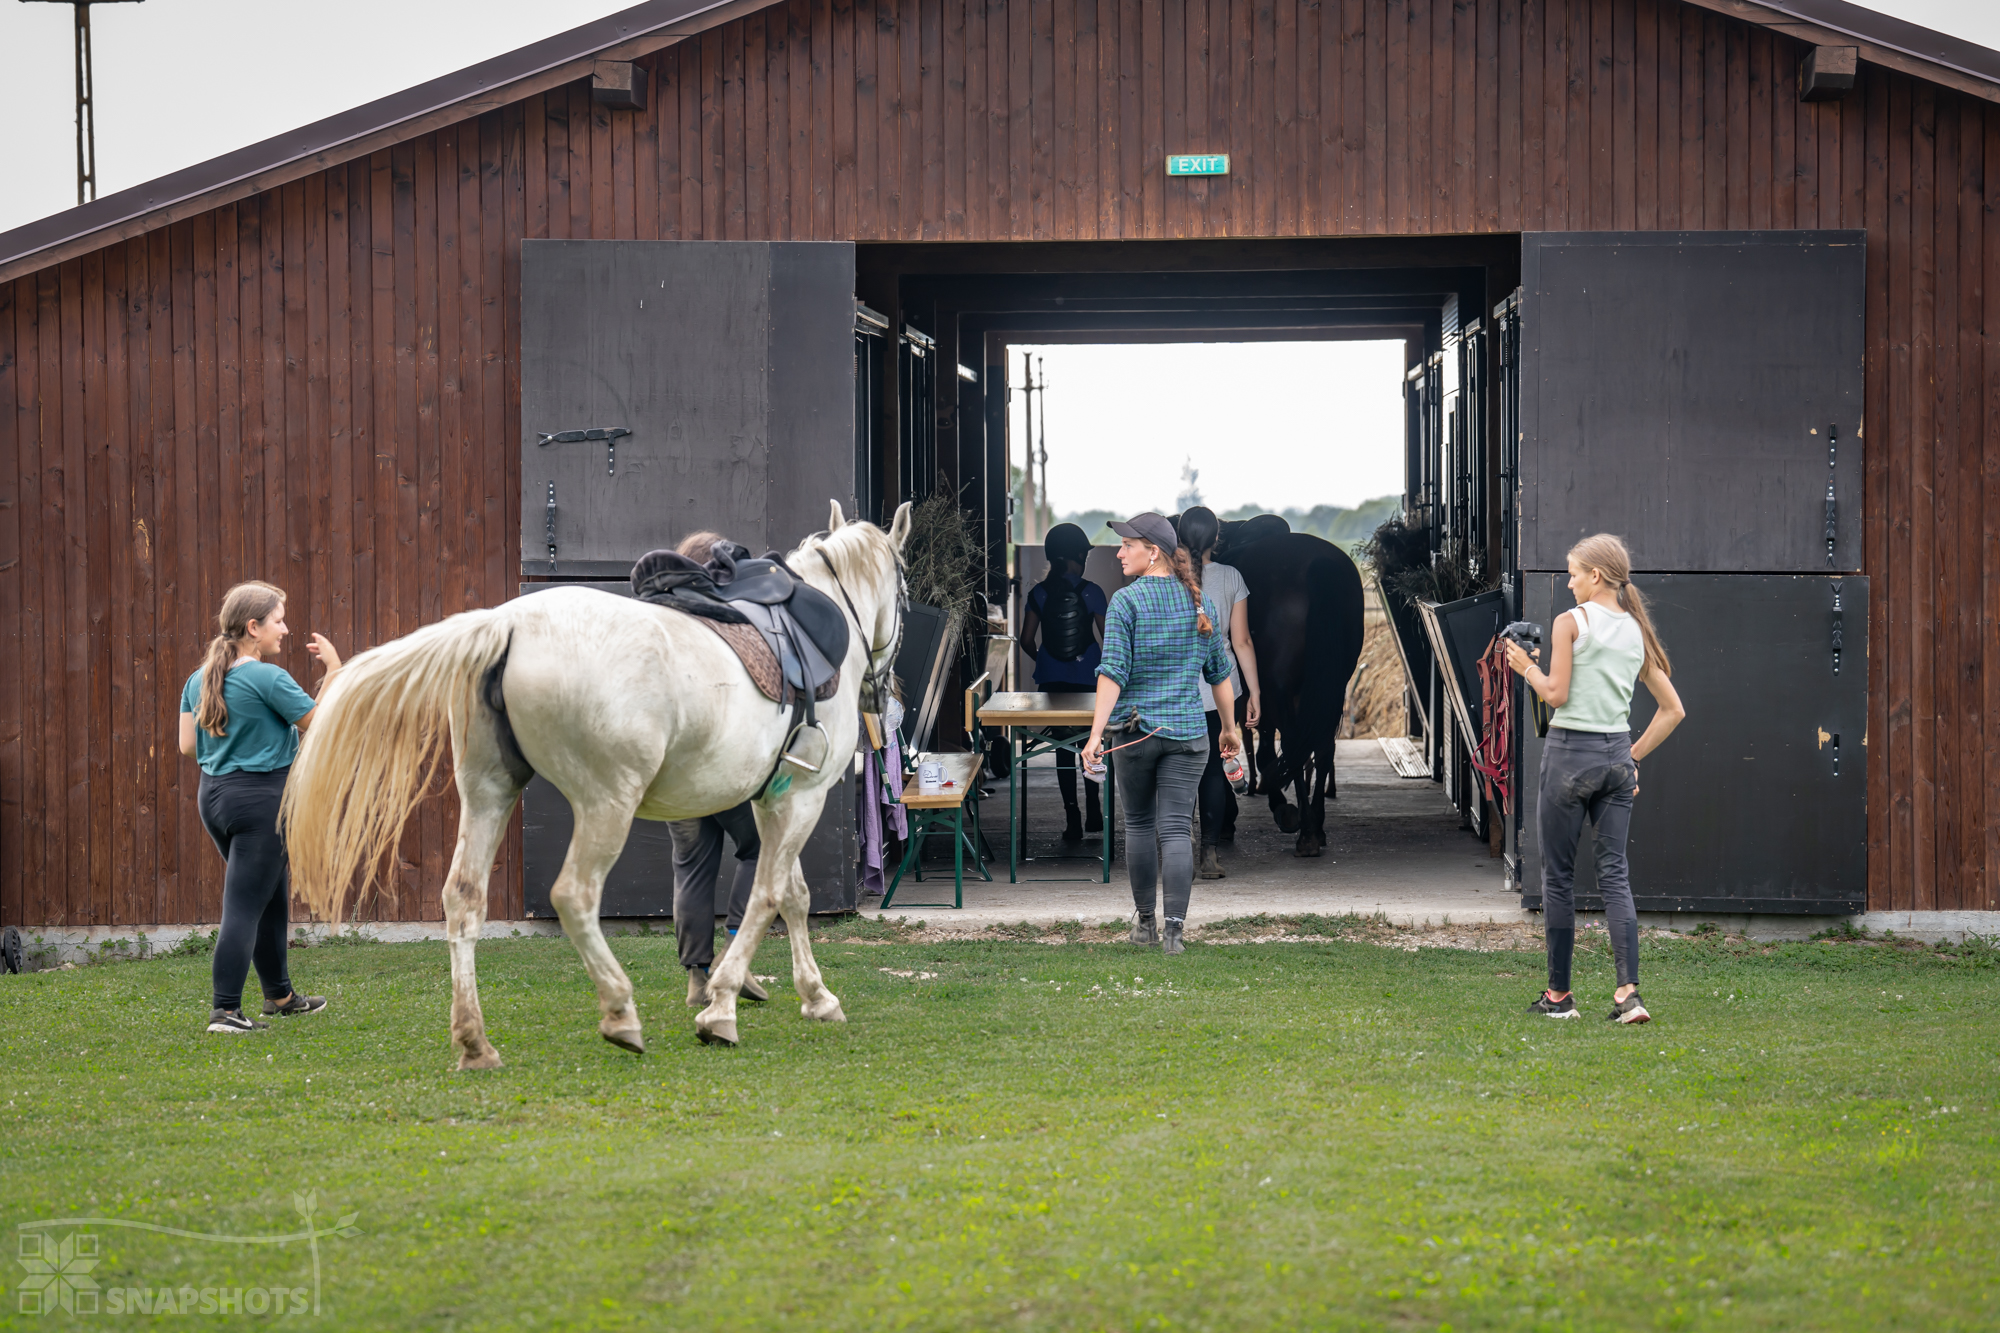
top-left (1513, 231), bottom-right (1868, 913)
top-left (517, 240), bottom-right (859, 917)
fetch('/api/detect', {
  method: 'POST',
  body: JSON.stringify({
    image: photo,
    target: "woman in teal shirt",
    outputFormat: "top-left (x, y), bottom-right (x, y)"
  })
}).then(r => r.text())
top-left (177, 582), bottom-right (342, 1034)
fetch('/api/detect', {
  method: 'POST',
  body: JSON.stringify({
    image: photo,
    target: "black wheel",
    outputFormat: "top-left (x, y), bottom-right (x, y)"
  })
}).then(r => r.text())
top-left (1, 926), bottom-right (21, 975)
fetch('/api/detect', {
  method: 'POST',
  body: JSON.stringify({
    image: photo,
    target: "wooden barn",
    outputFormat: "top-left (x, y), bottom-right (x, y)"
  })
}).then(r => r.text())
top-left (2, 0), bottom-right (1997, 932)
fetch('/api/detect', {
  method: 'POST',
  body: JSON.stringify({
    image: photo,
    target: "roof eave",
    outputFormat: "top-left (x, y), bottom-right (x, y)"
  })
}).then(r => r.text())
top-left (0, 0), bottom-right (773, 286)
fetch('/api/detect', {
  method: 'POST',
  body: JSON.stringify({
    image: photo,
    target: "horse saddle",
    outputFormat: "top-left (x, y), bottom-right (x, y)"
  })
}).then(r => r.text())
top-left (631, 545), bottom-right (849, 707)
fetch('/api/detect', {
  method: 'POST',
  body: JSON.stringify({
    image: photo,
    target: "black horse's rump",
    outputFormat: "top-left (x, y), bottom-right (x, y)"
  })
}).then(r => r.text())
top-left (480, 637), bottom-right (536, 787)
top-left (1216, 522), bottom-right (1365, 856)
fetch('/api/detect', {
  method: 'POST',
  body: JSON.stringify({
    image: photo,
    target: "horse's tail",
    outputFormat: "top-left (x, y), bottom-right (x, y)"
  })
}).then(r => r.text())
top-left (281, 605), bottom-right (517, 925)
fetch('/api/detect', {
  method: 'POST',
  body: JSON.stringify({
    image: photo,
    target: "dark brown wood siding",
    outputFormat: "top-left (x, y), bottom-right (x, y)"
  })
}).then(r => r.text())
top-left (1, 0), bottom-right (1993, 923)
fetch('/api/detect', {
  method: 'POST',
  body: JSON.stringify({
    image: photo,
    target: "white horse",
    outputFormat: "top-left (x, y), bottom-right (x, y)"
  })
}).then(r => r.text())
top-left (281, 501), bottom-right (910, 1068)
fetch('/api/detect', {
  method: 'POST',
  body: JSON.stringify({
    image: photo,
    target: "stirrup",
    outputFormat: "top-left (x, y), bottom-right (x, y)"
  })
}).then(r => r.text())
top-left (779, 720), bottom-right (832, 774)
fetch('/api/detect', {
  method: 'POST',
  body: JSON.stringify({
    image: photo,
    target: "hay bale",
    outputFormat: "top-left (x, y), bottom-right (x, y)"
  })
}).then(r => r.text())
top-left (1341, 617), bottom-right (1408, 740)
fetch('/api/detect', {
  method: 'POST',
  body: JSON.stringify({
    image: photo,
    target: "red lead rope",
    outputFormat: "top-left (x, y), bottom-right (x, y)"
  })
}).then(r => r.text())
top-left (1469, 635), bottom-right (1515, 817)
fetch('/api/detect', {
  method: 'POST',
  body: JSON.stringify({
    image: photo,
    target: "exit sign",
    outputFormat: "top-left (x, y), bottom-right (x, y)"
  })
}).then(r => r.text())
top-left (1166, 154), bottom-right (1229, 176)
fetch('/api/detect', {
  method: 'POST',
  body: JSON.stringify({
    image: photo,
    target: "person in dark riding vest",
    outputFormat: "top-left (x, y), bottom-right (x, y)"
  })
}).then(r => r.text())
top-left (1019, 522), bottom-right (1109, 842)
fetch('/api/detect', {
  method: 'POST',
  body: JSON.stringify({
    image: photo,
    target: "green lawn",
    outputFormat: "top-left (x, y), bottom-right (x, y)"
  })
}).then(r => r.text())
top-left (1, 923), bottom-right (1995, 1331)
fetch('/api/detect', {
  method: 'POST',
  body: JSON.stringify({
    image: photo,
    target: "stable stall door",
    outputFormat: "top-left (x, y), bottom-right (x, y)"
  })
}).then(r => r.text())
top-left (1513, 231), bottom-right (1868, 913)
top-left (518, 240), bottom-right (859, 915)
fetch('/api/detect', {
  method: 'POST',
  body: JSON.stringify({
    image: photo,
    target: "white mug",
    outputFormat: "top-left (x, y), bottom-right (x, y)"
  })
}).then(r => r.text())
top-left (916, 758), bottom-right (945, 792)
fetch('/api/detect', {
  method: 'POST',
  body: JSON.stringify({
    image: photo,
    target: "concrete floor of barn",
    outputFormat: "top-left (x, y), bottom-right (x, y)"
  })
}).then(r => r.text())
top-left (860, 738), bottom-right (1521, 930)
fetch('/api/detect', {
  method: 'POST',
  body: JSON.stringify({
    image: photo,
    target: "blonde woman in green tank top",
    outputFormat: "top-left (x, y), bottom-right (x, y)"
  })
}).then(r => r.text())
top-left (1505, 534), bottom-right (1686, 1025)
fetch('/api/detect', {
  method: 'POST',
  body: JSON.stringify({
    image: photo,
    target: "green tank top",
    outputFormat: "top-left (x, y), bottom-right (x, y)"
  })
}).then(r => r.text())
top-left (1551, 602), bottom-right (1645, 733)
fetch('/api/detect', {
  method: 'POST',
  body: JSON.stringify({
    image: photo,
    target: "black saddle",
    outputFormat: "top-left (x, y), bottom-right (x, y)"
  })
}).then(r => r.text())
top-left (632, 544), bottom-right (850, 706)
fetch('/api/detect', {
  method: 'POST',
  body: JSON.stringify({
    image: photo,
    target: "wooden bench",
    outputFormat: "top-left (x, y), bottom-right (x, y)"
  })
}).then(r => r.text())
top-left (881, 750), bottom-right (991, 910)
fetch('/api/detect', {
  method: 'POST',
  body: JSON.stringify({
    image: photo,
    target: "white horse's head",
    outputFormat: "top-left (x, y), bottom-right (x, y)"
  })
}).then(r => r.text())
top-left (802, 500), bottom-right (913, 711)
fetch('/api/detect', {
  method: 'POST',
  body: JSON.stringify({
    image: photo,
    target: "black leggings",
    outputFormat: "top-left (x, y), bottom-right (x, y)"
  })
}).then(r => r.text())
top-left (1196, 709), bottom-right (1229, 841)
top-left (198, 768), bottom-right (296, 1012)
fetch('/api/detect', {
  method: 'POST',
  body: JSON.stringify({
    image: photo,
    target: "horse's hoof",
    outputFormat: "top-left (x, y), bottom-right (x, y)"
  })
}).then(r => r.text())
top-left (1274, 805), bottom-right (1301, 834)
top-left (1294, 840), bottom-right (1324, 858)
top-left (803, 998), bottom-right (847, 1024)
top-left (456, 1046), bottom-right (503, 1072)
top-left (601, 1026), bottom-right (646, 1056)
top-left (697, 1019), bottom-right (739, 1047)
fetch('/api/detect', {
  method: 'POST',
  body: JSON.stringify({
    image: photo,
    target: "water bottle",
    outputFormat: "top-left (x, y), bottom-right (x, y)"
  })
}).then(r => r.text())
top-left (1223, 752), bottom-right (1250, 795)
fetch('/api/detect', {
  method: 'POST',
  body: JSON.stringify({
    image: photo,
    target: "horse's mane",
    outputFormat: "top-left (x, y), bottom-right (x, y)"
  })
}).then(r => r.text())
top-left (790, 516), bottom-right (904, 591)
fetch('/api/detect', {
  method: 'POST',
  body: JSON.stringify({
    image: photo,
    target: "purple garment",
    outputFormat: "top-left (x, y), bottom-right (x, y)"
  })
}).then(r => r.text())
top-left (857, 726), bottom-right (909, 895)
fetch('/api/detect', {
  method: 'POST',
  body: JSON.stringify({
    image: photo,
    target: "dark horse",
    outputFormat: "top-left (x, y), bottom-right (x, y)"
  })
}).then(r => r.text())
top-left (1216, 518), bottom-right (1366, 857)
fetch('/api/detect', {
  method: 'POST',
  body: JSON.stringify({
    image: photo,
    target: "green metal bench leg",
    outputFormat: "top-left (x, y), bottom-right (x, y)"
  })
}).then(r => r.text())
top-left (880, 814), bottom-right (926, 909)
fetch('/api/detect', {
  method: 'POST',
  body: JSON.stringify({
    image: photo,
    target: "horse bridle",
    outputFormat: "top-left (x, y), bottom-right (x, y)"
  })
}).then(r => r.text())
top-left (814, 547), bottom-right (905, 712)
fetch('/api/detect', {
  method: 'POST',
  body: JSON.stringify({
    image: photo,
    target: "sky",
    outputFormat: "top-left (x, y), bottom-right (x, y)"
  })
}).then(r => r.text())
top-left (2, 1), bottom-right (1995, 518)
top-left (1006, 341), bottom-right (1410, 517)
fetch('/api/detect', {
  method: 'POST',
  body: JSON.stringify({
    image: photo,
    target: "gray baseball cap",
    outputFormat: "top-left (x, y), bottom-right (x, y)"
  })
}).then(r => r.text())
top-left (1107, 512), bottom-right (1178, 552)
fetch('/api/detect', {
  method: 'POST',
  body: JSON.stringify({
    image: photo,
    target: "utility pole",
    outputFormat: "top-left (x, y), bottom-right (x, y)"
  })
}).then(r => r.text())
top-left (1013, 351), bottom-right (1050, 543)
top-left (23, 0), bottom-right (147, 206)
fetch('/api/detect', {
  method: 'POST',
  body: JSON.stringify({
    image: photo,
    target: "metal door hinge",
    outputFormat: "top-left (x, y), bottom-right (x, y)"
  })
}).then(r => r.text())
top-left (538, 426), bottom-right (631, 475)
top-left (1824, 424), bottom-right (1838, 566)
top-left (1831, 578), bottom-right (1844, 675)
top-left (545, 482), bottom-right (558, 573)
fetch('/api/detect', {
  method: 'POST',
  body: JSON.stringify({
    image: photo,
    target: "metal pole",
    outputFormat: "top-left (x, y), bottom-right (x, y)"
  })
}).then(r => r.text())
top-left (26, 0), bottom-right (145, 205)
top-left (1035, 355), bottom-right (1049, 532)
top-left (74, 1), bottom-right (94, 204)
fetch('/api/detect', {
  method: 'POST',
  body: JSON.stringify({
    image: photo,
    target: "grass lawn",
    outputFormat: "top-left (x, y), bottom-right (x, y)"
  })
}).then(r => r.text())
top-left (1, 921), bottom-right (1995, 1331)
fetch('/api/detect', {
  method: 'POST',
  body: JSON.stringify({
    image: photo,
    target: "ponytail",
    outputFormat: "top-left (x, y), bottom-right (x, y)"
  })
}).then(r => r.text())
top-left (1617, 581), bottom-right (1672, 677)
top-left (1568, 533), bottom-right (1670, 676)
top-left (196, 581), bottom-right (287, 737)
top-left (1166, 545), bottom-right (1214, 637)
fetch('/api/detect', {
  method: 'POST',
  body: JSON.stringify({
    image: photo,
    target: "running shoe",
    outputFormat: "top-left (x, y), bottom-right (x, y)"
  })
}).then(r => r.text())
top-left (1129, 913), bottom-right (1158, 946)
top-left (1527, 991), bottom-right (1578, 1018)
top-left (262, 993), bottom-right (327, 1017)
top-left (207, 1008), bottom-right (268, 1034)
top-left (1608, 992), bottom-right (1652, 1024)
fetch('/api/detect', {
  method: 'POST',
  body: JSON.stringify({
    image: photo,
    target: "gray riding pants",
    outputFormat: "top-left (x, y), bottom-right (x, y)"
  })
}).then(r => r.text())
top-left (669, 802), bottom-right (761, 972)
top-left (1537, 728), bottom-right (1641, 991)
top-left (1113, 730), bottom-right (1208, 922)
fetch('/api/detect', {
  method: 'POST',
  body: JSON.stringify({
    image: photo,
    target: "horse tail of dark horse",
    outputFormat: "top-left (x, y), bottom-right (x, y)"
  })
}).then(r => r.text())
top-left (1301, 549), bottom-right (1367, 753)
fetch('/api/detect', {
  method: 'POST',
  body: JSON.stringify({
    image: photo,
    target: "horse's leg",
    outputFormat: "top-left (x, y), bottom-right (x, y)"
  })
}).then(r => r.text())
top-left (1291, 741), bottom-right (1320, 856)
top-left (547, 803), bottom-right (647, 1055)
top-left (445, 769), bottom-right (522, 1071)
top-left (700, 798), bottom-right (837, 1044)
top-left (1296, 747), bottom-right (1330, 859)
top-left (779, 859), bottom-right (844, 1022)
top-left (1267, 724), bottom-right (1300, 833)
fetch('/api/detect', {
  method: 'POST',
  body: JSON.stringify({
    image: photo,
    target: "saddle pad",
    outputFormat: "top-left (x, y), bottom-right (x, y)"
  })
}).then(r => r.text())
top-left (697, 619), bottom-right (840, 704)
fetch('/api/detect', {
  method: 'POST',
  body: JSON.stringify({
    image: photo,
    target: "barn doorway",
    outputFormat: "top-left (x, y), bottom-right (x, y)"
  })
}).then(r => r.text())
top-left (993, 337), bottom-right (1489, 900)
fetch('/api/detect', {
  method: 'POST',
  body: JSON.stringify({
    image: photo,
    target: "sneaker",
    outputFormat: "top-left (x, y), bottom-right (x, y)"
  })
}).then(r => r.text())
top-left (1608, 992), bottom-right (1651, 1024)
top-left (261, 993), bottom-right (327, 1017)
top-left (688, 967), bottom-right (769, 1006)
top-left (1162, 919), bottom-right (1185, 956)
top-left (207, 1008), bottom-right (268, 1034)
top-left (1129, 913), bottom-right (1158, 946)
top-left (1527, 991), bottom-right (1578, 1019)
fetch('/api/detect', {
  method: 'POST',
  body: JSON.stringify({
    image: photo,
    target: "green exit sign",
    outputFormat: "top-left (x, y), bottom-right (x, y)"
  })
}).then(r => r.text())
top-left (1166, 154), bottom-right (1229, 176)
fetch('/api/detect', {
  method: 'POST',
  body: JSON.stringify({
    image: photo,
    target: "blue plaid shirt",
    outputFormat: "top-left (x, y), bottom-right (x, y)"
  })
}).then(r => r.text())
top-left (1097, 575), bottom-right (1233, 741)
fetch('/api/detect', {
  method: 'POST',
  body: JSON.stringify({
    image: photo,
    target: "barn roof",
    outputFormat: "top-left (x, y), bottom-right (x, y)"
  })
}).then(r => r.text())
top-left (1, 0), bottom-right (1996, 284)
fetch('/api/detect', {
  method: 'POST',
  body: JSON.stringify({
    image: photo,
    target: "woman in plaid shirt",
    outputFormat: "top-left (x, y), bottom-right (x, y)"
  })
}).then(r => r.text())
top-left (1081, 512), bottom-right (1242, 955)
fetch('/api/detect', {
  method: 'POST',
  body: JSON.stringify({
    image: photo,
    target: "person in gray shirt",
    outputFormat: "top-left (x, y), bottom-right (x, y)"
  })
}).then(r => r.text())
top-left (1175, 508), bottom-right (1262, 879)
